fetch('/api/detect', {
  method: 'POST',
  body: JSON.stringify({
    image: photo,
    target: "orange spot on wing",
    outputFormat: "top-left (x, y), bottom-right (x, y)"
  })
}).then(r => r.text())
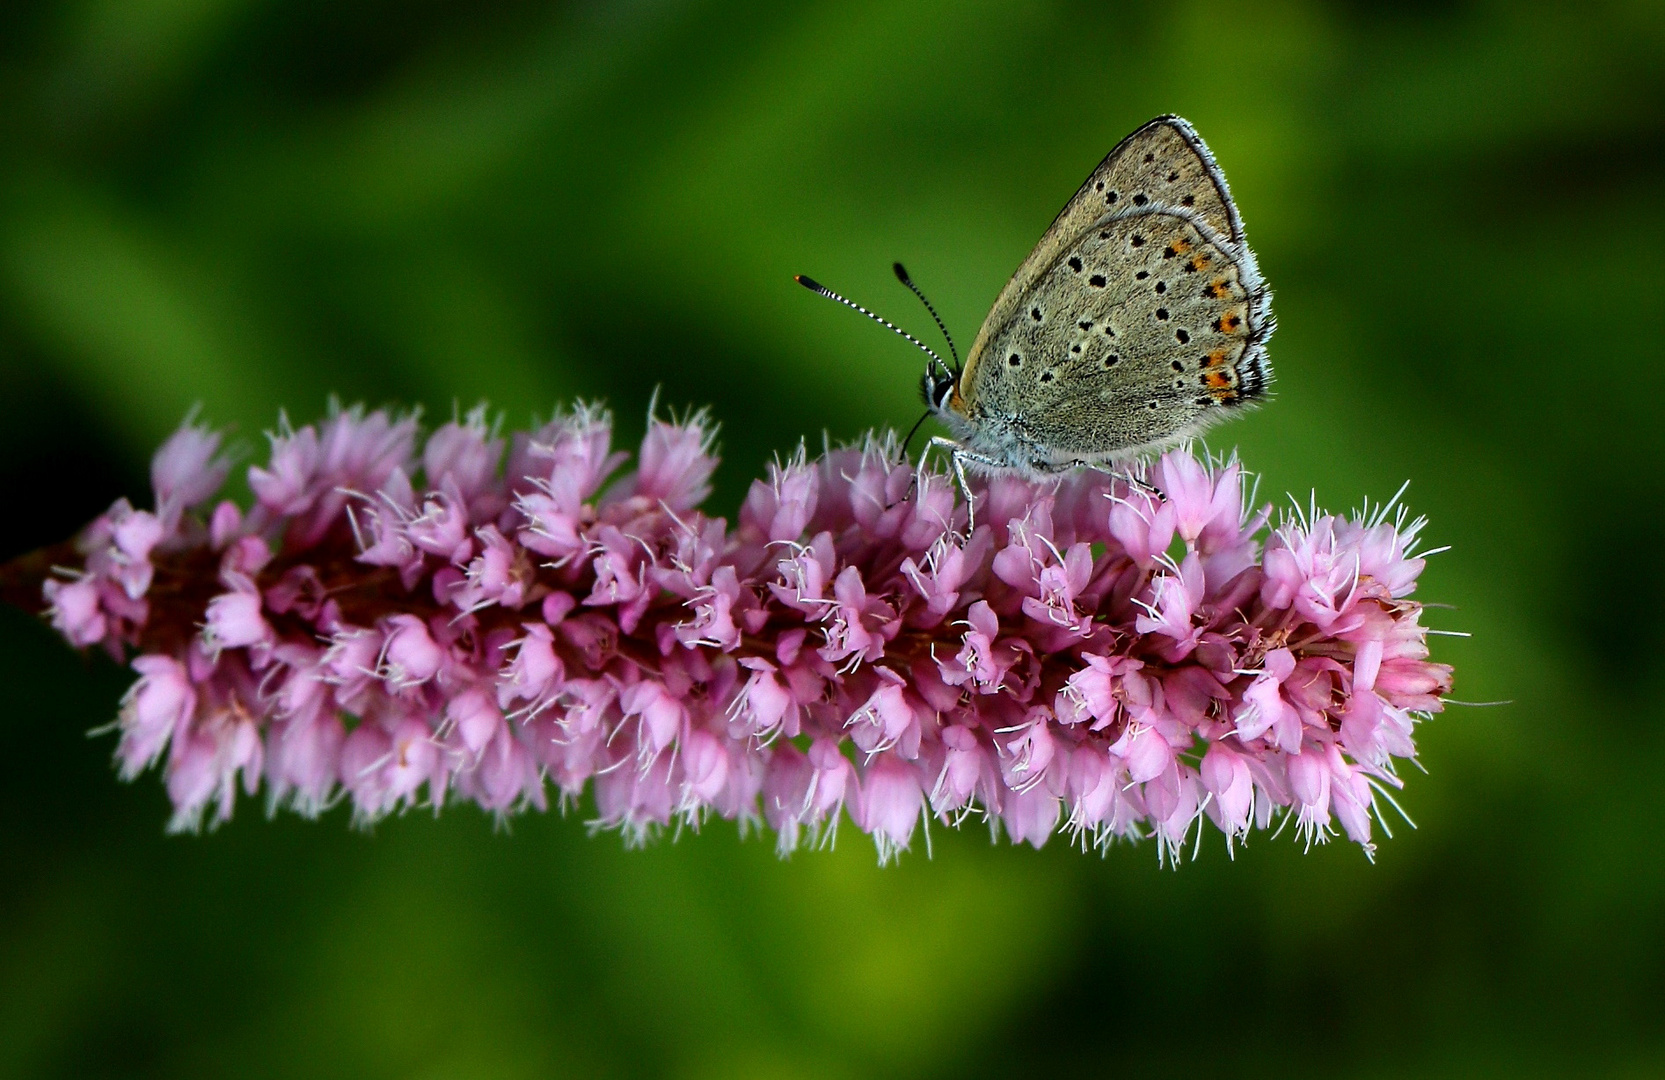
top-left (1205, 371), bottom-right (1233, 389)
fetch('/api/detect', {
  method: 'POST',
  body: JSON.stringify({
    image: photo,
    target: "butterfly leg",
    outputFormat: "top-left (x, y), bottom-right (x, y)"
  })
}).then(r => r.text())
top-left (1074, 458), bottom-right (1162, 499)
top-left (926, 436), bottom-right (1020, 533)
top-left (1031, 455), bottom-right (1162, 500)
top-left (923, 437), bottom-right (975, 529)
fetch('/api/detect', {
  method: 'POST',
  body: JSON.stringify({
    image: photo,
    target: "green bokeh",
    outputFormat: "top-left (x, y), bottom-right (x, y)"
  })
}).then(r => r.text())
top-left (2, 2), bottom-right (1662, 1076)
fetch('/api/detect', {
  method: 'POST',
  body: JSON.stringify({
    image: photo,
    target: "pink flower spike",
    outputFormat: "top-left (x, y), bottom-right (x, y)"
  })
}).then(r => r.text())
top-left (16, 399), bottom-right (1452, 864)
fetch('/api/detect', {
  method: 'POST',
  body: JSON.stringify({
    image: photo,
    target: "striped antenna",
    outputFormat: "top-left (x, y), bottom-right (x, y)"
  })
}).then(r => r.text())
top-left (892, 262), bottom-right (960, 374)
top-left (794, 274), bottom-right (952, 376)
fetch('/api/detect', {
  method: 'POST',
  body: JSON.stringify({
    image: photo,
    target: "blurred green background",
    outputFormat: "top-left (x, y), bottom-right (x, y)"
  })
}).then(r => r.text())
top-left (2, 1), bottom-right (1662, 1076)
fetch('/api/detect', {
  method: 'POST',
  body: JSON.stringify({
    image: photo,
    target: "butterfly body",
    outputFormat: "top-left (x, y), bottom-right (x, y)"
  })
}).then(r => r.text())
top-left (926, 115), bottom-right (1272, 477)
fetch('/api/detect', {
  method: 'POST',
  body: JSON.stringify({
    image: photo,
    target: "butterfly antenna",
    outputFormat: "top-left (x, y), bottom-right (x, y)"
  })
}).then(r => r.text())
top-left (892, 262), bottom-right (960, 374)
top-left (794, 274), bottom-right (951, 375)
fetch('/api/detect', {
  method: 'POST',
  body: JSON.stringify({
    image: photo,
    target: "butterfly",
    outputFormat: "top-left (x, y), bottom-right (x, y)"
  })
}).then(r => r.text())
top-left (799, 115), bottom-right (1272, 487)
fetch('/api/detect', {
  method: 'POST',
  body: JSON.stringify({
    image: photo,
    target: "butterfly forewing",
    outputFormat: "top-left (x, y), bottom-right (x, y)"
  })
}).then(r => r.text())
top-left (962, 116), bottom-right (1245, 392)
top-left (944, 115), bottom-right (1271, 471)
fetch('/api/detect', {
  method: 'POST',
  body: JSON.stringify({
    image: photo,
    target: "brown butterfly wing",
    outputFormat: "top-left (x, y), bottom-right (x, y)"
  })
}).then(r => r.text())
top-left (969, 210), bottom-right (1269, 462)
top-left (960, 116), bottom-right (1245, 398)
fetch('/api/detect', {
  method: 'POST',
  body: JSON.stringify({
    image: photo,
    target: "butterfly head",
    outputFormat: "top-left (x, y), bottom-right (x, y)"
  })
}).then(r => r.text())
top-left (921, 362), bottom-right (957, 415)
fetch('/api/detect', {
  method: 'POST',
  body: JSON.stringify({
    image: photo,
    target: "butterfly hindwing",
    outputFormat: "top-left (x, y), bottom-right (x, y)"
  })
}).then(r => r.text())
top-left (967, 209), bottom-right (1269, 460)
